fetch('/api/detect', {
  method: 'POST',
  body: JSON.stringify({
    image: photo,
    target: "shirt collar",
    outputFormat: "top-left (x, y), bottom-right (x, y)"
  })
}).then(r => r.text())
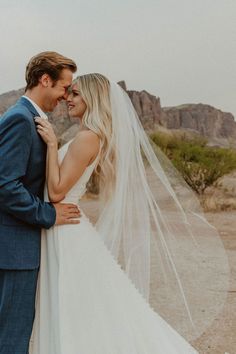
top-left (22, 95), bottom-right (48, 120)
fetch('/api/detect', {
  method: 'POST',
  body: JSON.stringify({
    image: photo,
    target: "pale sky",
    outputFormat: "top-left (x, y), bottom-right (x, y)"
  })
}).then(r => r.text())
top-left (0, 0), bottom-right (235, 117)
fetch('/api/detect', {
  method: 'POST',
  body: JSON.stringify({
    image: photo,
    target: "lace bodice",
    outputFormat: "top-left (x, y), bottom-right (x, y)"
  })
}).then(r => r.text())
top-left (57, 139), bottom-right (99, 204)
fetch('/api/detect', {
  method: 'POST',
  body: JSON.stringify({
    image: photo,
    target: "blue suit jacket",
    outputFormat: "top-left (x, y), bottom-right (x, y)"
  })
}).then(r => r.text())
top-left (0, 97), bottom-right (56, 269)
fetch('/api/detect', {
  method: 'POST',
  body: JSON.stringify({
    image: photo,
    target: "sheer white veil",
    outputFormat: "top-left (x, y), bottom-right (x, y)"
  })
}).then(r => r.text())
top-left (95, 81), bottom-right (229, 340)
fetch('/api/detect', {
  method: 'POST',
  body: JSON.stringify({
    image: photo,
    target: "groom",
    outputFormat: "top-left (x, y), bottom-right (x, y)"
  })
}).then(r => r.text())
top-left (0, 52), bottom-right (80, 354)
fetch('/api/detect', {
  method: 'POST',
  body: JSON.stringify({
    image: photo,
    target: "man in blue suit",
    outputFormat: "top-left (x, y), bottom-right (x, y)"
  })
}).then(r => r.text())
top-left (0, 52), bottom-right (80, 354)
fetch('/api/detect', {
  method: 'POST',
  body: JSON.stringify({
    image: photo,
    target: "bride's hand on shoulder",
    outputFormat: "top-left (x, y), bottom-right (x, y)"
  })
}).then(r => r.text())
top-left (35, 117), bottom-right (58, 147)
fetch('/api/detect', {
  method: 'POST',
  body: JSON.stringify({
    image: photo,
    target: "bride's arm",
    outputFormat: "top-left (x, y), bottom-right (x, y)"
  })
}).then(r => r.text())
top-left (35, 118), bottom-right (100, 203)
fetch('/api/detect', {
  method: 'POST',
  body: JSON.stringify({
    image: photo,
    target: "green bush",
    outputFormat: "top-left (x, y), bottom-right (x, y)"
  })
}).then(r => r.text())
top-left (150, 132), bottom-right (236, 194)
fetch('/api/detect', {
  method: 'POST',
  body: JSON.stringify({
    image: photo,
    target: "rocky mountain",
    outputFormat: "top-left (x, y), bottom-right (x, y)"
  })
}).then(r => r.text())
top-left (162, 104), bottom-right (236, 147)
top-left (117, 81), bottom-right (162, 129)
top-left (0, 82), bottom-right (235, 147)
top-left (1, 83), bottom-right (236, 211)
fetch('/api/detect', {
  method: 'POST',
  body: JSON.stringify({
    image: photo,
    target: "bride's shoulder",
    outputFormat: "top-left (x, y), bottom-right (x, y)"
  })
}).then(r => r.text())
top-left (74, 130), bottom-right (100, 145)
top-left (70, 130), bottom-right (100, 154)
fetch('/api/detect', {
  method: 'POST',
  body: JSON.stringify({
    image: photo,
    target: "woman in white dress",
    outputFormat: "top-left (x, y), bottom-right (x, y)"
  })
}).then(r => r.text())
top-left (31, 74), bottom-right (228, 354)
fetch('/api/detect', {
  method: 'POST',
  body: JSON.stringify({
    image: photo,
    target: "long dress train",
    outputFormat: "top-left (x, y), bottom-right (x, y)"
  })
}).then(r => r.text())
top-left (31, 140), bottom-right (198, 354)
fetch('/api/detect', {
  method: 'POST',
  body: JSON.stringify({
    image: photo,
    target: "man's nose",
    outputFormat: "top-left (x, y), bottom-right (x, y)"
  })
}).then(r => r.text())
top-left (63, 91), bottom-right (69, 100)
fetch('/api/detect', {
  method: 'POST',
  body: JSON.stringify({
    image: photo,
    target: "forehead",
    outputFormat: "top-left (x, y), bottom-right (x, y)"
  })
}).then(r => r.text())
top-left (71, 83), bottom-right (79, 90)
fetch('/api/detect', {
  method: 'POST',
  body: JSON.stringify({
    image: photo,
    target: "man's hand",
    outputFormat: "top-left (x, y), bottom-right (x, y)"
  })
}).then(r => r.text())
top-left (53, 203), bottom-right (81, 225)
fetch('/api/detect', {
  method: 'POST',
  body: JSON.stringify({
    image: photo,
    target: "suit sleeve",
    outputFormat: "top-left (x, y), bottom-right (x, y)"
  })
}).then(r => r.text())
top-left (0, 113), bottom-right (56, 229)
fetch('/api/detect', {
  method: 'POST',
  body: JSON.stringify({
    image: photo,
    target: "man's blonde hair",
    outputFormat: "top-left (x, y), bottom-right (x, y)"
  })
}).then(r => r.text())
top-left (25, 51), bottom-right (77, 90)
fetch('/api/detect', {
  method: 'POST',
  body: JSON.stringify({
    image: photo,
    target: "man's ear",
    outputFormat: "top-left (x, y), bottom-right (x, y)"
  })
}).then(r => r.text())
top-left (40, 74), bottom-right (52, 88)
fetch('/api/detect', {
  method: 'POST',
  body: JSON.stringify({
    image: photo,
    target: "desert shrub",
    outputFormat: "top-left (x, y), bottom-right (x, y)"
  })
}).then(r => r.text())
top-left (150, 132), bottom-right (236, 194)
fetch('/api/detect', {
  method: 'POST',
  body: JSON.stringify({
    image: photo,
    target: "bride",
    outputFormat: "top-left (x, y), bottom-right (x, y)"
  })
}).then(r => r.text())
top-left (31, 74), bottom-right (228, 354)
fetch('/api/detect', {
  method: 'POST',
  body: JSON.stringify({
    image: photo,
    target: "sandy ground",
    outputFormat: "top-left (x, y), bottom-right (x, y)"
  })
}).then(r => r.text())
top-left (81, 198), bottom-right (236, 354)
top-left (192, 212), bottom-right (236, 354)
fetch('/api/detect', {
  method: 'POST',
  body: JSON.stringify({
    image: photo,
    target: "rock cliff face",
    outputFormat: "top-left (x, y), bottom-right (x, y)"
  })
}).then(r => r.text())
top-left (127, 90), bottom-right (162, 128)
top-left (162, 104), bottom-right (236, 146)
top-left (118, 81), bottom-right (236, 145)
top-left (0, 83), bottom-right (235, 146)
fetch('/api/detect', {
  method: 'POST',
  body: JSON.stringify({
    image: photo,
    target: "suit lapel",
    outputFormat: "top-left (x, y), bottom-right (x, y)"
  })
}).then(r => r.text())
top-left (17, 97), bottom-right (47, 150)
top-left (17, 96), bottom-right (40, 117)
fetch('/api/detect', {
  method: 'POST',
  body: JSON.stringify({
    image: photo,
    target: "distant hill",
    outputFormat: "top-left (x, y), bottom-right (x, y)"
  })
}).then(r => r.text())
top-left (0, 88), bottom-right (24, 115)
top-left (1, 81), bottom-right (235, 147)
top-left (162, 104), bottom-right (236, 147)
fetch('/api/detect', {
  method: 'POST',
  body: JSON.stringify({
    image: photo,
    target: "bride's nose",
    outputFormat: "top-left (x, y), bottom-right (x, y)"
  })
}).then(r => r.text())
top-left (67, 94), bottom-right (72, 102)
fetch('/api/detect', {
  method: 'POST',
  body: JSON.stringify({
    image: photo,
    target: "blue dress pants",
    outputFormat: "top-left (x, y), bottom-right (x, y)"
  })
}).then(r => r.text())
top-left (0, 269), bottom-right (38, 354)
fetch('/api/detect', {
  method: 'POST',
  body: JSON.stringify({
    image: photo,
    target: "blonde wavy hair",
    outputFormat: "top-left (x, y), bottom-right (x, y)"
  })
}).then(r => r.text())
top-left (73, 73), bottom-right (116, 198)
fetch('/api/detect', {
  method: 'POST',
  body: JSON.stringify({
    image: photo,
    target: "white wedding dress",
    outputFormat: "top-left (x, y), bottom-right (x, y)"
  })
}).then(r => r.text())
top-left (30, 140), bottom-right (198, 354)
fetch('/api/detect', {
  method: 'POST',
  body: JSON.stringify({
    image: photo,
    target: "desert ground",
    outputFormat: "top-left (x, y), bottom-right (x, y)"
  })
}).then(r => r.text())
top-left (192, 211), bottom-right (236, 354)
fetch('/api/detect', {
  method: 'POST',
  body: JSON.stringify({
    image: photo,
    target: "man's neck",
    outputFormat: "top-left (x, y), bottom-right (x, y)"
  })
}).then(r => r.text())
top-left (24, 90), bottom-right (45, 112)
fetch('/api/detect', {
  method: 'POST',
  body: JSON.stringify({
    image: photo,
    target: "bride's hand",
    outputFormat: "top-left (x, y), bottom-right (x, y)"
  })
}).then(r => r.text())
top-left (35, 117), bottom-right (58, 147)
